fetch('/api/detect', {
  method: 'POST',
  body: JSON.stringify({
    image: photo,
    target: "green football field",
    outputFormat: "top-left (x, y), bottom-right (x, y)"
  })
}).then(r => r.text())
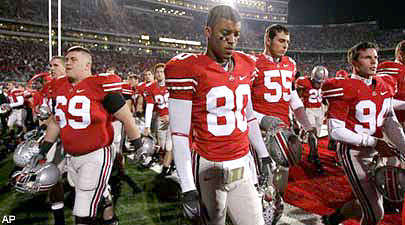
top-left (0, 153), bottom-right (183, 225)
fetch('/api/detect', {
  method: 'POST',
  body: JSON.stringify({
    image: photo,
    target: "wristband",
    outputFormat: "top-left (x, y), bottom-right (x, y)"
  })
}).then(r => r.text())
top-left (39, 141), bottom-right (54, 156)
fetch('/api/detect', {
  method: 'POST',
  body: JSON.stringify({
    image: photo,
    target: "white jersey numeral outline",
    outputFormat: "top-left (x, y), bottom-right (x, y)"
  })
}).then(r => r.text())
top-left (206, 84), bottom-right (250, 136)
top-left (308, 89), bottom-right (322, 104)
top-left (263, 70), bottom-right (293, 103)
top-left (354, 98), bottom-right (391, 135)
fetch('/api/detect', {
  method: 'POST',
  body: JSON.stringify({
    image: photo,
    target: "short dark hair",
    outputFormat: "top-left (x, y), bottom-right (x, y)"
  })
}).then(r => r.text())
top-left (265, 24), bottom-right (289, 41)
top-left (347, 42), bottom-right (379, 64)
top-left (207, 5), bottom-right (241, 28)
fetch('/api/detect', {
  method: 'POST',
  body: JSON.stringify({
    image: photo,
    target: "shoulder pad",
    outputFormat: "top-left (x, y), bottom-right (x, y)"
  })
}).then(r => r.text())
top-left (321, 78), bottom-right (348, 99)
top-left (376, 74), bottom-right (398, 96)
top-left (234, 51), bottom-right (258, 62)
top-left (94, 73), bottom-right (123, 93)
top-left (377, 61), bottom-right (402, 75)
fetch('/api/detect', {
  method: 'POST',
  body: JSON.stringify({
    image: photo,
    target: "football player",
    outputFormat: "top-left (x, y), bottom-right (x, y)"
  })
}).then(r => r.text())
top-left (321, 42), bottom-right (405, 225)
top-left (377, 40), bottom-right (405, 127)
top-left (45, 56), bottom-right (67, 225)
top-left (127, 73), bottom-right (140, 114)
top-left (144, 63), bottom-right (173, 177)
top-left (6, 82), bottom-right (26, 136)
top-left (377, 40), bottom-right (405, 223)
top-left (136, 70), bottom-right (155, 116)
top-left (251, 24), bottom-right (318, 219)
top-left (166, 5), bottom-right (271, 225)
top-left (295, 65), bottom-right (328, 173)
top-left (30, 46), bottom-right (143, 225)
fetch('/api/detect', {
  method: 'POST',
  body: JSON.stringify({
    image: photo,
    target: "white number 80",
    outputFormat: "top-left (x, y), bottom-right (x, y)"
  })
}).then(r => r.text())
top-left (206, 84), bottom-right (250, 136)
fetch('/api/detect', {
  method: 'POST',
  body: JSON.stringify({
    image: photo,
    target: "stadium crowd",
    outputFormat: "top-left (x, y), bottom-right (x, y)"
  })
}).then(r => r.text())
top-left (1, 2), bottom-right (405, 225)
top-left (1, 0), bottom-right (405, 51)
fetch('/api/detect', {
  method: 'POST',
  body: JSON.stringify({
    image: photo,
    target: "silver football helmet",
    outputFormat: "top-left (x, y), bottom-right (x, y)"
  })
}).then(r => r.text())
top-left (311, 66), bottom-right (328, 83)
top-left (38, 105), bottom-right (51, 120)
top-left (264, 128), bottom-right (302, 168)
top-left (14, 130), bottom-right (46, 167)
top-left (134, 136), bottom-right (158, 162)
top-left (373, 166), bottom-right (405, 202)
top-left (11, 162), bottom-right (60, 193)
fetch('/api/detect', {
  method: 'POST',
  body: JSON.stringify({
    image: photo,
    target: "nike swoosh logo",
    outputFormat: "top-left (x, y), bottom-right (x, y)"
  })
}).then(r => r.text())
top-left (239, 76), bottom-right (247, 80)
top-left (76, 89), bottom-right (85, 93)
top-left (381, 91), bottom-right (388, 95)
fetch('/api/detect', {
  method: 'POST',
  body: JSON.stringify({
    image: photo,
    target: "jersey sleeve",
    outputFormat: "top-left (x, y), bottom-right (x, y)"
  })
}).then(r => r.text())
top-left (165, 54), bottom-right (198, 101)
top-left (321, 78), bottom-right (352, 121)
top-left (295, 76), bottom-right (307, 89)
top-left (378, 61), bottom-right (402, 78)
top-left (377, 74), bottom-right (398, 97)
top-left (97, 73), bottom-right (123, 96)
top-left (143, 86), bottom-right (155, 104)
top-left (121, 83), bottom-right (134, 100)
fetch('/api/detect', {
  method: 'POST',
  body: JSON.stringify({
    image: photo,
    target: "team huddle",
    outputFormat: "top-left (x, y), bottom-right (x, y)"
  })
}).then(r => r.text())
top-left (1, 4), bottom-right (405, 225)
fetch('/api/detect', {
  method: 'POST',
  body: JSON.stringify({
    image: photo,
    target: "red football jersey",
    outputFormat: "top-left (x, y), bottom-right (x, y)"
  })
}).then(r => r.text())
top-left (39, 76), bottom-right (66, 110)
top-left (51, 74), bottom-right (122, 155)
top-left (377, 61), bottom-right (405, 123)
top-left (252, 54), bottom-right (297, 126)
top-left (144, 81), bottom-right (169, 117)
top-left (295, 76), bottom-right (322, 108)
top-left (322, 75), bottom-right (396, 138)
top-left (8, 88), bottom-right (24, 107)
top-left (31, 91), bottom-right (44, 110)
top-left (121, 82), bottom-right (134, 98)
top-left (137, 82), bottom-right (148, 98)
top-left (166, 52), bottom-right (256, 162)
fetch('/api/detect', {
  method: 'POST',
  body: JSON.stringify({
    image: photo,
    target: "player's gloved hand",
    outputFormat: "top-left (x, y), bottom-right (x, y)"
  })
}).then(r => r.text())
top-left (129, 137), bottom-right (143, 152)
top-left (29, 153), bottom-right (45, 168)
top-left (375, 139), bottom-right (397, 157)
top-left (182, 190), bottom-right (201, 222)
top-left (259, 156), bottom-right (274, 186)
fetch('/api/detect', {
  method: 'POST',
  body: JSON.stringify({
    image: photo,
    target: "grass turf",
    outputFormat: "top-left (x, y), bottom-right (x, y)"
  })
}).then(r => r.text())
top-left (0, 154), bottom-right (183, 225)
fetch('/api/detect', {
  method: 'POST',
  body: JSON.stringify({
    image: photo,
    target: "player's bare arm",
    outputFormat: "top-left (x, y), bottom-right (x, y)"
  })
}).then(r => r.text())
top-left (43, 115), bottom-right (61, 143)
top-left (113, 101), bottom-right (141, 141)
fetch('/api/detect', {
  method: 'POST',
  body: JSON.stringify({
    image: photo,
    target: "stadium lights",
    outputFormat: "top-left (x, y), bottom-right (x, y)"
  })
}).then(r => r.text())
top-left (159, 37), bottom-right (201, 46)
top-left (141, 35), bottom-right (150, 40)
